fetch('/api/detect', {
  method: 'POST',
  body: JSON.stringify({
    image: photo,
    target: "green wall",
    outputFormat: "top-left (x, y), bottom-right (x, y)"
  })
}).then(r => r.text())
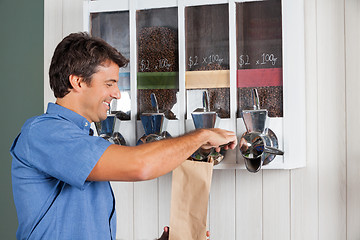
top-left (0, 0), bottom-right (44, 238)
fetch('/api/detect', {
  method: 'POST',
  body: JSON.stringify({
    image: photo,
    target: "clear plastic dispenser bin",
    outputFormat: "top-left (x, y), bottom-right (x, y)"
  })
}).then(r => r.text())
top-left (236, 1), bottom-right (283, 118)
top-left (185, 4), bottom-right (230, 120)
top-left (91, 11), bottom-right (131, 120)
top-left (136, 7), bottom-right (179, 121)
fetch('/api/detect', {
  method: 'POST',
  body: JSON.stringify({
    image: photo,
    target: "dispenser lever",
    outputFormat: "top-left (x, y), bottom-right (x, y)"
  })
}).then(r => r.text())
top-left (263, 146), bottom-right (284, 155)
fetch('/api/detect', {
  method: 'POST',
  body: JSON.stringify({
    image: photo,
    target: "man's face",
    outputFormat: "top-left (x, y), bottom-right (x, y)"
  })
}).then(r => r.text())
top-left (80, 61), bottom-right (120, 123)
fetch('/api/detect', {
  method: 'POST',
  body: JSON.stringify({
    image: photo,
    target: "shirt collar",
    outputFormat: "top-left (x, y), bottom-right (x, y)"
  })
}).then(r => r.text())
top-left (46, 102), bottom-right (91, 131)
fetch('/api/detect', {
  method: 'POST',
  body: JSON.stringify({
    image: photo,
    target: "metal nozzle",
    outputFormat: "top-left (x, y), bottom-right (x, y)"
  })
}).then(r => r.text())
top-left (150, 93), bottom-right (159, 113)
top-left (252, 88), bottom-right (260, 110)
top-left (203, 91), bottom-right (210, 112)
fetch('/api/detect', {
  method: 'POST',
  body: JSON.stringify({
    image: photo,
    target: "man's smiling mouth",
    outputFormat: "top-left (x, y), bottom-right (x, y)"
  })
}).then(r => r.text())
top-left (103, 101), bottom-right (110, 109)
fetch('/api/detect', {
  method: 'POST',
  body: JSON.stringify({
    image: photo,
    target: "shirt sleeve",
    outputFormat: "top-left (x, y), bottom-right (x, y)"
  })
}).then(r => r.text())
top-left (27, 117), bottom-right (112, 190)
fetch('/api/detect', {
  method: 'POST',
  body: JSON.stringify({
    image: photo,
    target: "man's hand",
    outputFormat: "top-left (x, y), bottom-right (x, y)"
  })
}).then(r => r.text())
top-left (201, 128), bottom-right (238, 152)
top-left (158, 226), bottom-right (210, 240)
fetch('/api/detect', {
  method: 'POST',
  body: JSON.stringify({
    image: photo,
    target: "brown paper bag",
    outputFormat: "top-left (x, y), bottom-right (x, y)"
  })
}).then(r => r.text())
top-left (169, 160), bottom-right (214, 240)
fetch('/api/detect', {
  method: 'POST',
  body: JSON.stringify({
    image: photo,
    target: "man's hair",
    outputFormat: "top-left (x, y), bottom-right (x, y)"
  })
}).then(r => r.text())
top-left (49, 32), bottom-right (129, 98)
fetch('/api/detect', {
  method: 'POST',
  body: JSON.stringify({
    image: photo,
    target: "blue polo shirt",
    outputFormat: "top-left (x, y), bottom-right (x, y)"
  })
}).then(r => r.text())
top-left (10, 103), bottom-right (115, 240)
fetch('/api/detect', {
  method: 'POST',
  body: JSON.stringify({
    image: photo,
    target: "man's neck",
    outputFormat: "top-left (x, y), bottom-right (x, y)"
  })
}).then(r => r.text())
top-left (56, 95), bottom-right (88, 121)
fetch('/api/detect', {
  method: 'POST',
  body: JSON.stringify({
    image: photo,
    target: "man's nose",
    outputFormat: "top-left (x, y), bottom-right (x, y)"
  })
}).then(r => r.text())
top-left (112, 86), bottom-right (121, 99)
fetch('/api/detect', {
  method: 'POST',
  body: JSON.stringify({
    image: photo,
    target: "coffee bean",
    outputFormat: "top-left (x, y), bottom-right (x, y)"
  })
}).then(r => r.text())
top-left (138, 26), bottom-right (178, 73)
top-left (237, 86), bottom-right (283, 117)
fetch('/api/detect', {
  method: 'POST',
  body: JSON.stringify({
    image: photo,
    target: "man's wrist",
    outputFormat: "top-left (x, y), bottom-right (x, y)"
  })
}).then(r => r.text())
top-left (191, 128), bottom-right (210, 147)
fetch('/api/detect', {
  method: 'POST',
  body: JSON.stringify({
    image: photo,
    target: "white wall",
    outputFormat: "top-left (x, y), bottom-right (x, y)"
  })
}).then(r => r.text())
top-left (44, 0), bottom-right (360, 239)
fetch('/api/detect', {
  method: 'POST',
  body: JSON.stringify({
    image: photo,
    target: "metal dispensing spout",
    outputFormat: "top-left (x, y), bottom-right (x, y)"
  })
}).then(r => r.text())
top-left (242, 88), bottom-right (268, 134)
top-left (136, 93), bottom-right (171, 145)
top-left (140, 93), bottom-right (167, 136)
top-left (191, 91), bottom-right (224, 165)
top-left (191, 91), bottom-right (219, 129)
top-left (95, 100), bottom-right (127, 145)
top-left (239, 88), bottom-right (284, 173)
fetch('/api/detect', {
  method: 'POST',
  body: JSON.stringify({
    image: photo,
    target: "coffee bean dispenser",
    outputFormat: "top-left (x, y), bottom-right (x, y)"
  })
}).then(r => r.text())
top-left (85, 0), bottom-right (306, 170)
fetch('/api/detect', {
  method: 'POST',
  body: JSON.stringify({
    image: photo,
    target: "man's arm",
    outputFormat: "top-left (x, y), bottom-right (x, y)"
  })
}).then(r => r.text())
top-left (87, 128), bottom-right (237, 182)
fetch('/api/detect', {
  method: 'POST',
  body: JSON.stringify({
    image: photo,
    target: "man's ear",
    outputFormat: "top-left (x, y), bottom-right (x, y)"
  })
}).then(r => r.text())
top-left (69, 74), bottom-right (83, 92)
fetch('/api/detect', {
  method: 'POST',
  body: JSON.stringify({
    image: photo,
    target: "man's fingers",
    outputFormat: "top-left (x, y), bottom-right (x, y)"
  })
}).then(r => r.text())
top-left (228, 141), bottom-right (237, 150)
top-left (203, 128), bottom-right (238, 150)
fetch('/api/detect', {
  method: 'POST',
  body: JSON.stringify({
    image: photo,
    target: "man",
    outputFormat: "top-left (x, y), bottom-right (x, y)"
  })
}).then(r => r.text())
top-left (10, 32), bottom-right (237, 240)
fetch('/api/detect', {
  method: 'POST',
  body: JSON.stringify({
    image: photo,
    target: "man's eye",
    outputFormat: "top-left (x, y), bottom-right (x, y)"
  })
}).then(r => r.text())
top-left (106, 83), bottom-right (113, 87)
